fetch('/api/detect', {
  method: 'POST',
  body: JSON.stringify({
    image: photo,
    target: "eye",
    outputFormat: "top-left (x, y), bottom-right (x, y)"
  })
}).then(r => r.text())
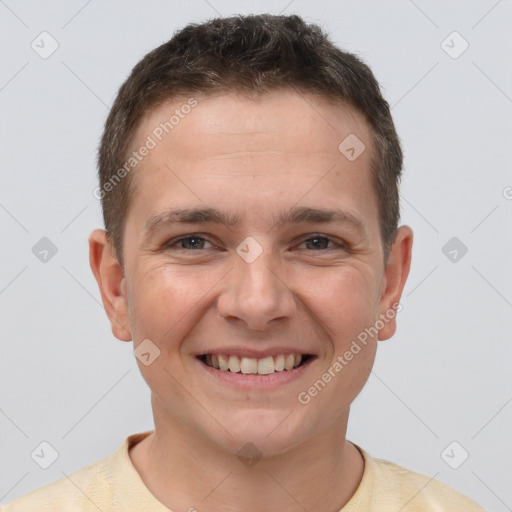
top-left (297, 235), bottom-right (345, 251)
top-left (165, 235), bottom-right (214, 251)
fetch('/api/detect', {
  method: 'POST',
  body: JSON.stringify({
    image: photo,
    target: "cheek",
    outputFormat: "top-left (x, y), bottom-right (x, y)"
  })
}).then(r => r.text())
top-left (323, 270), bottom-right (379, 402)
top-left (127, 267), bottom-right (205, 395)
top-left (302, 265), bottom-right (379, 346)
top-left (127, 264), bottom-right (222, 344)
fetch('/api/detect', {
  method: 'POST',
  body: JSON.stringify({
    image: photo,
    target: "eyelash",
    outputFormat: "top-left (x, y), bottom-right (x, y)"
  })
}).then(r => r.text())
top-left (164, 234), bottom-right (347, 252)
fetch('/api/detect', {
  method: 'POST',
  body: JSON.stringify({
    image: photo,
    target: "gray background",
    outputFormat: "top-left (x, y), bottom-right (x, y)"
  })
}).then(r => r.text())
top-left (1, 0), bottom-right (511, 509)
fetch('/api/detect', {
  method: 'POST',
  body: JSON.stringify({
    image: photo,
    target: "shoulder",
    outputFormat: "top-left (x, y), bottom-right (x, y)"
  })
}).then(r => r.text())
top-left (0, 434), bottom-right (138, 512)
top-left (0, 448), bottom-right (116, 511)
top-left (0, 432), bottom-right (159, 512)
top-left (354, 446), bottom-right (486, 511)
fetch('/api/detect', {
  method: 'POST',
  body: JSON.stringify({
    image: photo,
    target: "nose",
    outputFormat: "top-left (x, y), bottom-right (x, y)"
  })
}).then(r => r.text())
top-left (217, 249), bottom-right (297, 331)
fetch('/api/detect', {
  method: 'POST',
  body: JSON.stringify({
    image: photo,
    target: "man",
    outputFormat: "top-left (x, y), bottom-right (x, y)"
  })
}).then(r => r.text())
top-left (2, 13), bottom-right (485, 512)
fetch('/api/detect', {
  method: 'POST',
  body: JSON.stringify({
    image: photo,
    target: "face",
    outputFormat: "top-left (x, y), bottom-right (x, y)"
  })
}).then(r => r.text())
top-left (91, 89), bottom-right (412, 457)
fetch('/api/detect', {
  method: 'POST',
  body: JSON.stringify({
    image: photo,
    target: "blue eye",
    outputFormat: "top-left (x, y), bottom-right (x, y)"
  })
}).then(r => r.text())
top-left (298, 235), bottom-right (345, 251)
top-left (163, 234), bottom-right (346, 253)
top-left (300, 236), bottom-right (333, 250)
top-left (167, 235), bottom-right (213, 250)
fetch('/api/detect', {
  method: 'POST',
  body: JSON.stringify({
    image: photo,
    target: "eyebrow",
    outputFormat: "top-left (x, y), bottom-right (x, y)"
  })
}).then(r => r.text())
top-left (144, 206), bottom-right (367, 238)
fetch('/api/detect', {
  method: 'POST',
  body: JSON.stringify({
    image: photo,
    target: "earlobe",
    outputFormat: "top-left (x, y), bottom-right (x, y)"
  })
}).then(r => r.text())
top-left (377, 225), bottom-right (413, 341)
top-left (88, 229), bottom-right (132, 342)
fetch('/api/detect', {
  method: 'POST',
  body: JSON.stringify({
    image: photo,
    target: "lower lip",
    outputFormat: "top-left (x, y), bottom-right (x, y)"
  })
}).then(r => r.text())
top-left (197, 357), bottom-right (315, 390)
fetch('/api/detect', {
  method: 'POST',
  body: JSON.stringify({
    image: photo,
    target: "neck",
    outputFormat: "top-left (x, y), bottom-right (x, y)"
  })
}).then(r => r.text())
top-left (129, 398), bottom-right (364, 512)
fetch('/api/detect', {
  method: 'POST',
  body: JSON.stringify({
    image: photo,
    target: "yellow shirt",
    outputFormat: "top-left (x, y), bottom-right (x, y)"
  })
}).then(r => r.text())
top-left (1, 431), bottom-right (486, 511)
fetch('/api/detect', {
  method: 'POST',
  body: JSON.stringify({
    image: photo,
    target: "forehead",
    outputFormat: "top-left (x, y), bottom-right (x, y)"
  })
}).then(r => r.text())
top-left (126, 89), bottom-right (377, 232)
top-left (134, 90), bottom-right (372, 161)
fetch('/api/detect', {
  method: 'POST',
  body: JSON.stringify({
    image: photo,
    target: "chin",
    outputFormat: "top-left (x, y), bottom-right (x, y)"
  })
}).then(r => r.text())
top-left (210, 408), bottom-right (314, 459)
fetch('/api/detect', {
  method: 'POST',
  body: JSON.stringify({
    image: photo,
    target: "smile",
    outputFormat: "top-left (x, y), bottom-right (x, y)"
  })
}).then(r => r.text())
top-left (199, 353), bottom-right (312, 375)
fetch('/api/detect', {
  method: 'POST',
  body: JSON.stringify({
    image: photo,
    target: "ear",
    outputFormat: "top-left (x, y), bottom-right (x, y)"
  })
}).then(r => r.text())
top-left (89, 229), bottom-right (132, 341)
top-left (377, 225), bottom-right (413, 341)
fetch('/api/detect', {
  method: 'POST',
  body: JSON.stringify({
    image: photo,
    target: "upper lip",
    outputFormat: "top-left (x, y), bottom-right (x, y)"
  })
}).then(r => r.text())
top-left (195, 348), bottom-right (314, 358)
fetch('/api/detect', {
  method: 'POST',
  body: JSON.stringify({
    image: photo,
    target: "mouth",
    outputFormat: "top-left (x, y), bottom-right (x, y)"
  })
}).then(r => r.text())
top-left (198, 353), bottom-right (314, 375)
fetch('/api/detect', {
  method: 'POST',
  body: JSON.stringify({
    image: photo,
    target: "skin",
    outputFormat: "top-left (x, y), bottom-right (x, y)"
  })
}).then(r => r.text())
top-left (89, 89), bottom-right (413, 511)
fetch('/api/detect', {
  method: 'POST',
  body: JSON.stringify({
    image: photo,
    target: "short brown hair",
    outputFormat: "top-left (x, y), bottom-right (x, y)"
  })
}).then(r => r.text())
top-left (97, 13), bottom-right (402, 267)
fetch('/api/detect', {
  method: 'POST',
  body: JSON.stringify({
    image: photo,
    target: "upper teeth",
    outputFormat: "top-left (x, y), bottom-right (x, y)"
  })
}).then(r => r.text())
top-left (204, 354), bottom-right (303, 374)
